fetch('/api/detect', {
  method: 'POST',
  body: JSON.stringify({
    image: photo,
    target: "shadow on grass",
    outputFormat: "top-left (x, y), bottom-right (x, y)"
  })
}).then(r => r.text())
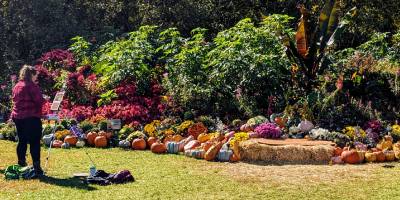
top-left (39, 176), bottom-right (97, 191)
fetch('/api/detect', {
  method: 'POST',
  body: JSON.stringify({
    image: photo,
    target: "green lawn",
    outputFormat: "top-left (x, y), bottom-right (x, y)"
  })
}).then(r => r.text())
top-left (1, 140), bottom-right (400, 200)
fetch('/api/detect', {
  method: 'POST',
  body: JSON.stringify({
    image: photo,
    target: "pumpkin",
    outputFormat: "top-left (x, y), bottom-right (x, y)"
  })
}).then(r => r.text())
top-left (384, 150), bottom-right (395, 161)
top-left (393, 142), bottom-right (400, 152)
top-left (248, 131), bottom-right (259, 138)
top-left (76, 140), bottom-right (85, 148)
top-left (132, 138), bottom-right (146, 150)
top-left (230, 154), bottom-right (240, 162)
top-left (204, 142), bottom-right (223, 161)
top-left (119, 140), bottom-right (131, 148)
top-left (52, 140), bottom-right (63, 148)
top-left (98, 131), bottom-right (113, 140)
top-left (151, 142), bottom-right (166, 154)
top-left (94, 135), bottom-right (108, 148)
top-left (86, 132), bottom-right (98, 146)
top-left (374, 151), bottom-right (385, 162)
top-left (172, 135), bottom-right (184, 142)
top-left (240, 124), bottom-right (253, 132)
top-left (166, 142), bottom-right (180, 154)
top-left (163, 135), bottom-right (174, 144)
top-left (357, 151), bottom-right (365, 163)
top-left (198, 133), bottom-right (212, 143)
top-left (341, 150), bottom-right (360, 164)
top-left (217, 149), bottom-right (233, 162)
top-left (43, 134), bottom-right (54, 147)
top-left (395, 150), bottom-right (400, 160)
top-left (64, 135), bottom-right (78, 146)
top-left (334, 147), bottom-right (343, 157)
top-left (184, 140), bottom-right (201, 151)
top-left (365, 152), bottom-right (376, 162)
top-left (61, 142), bottom-right (70, 149)
top-left (191, 149), bottom-right (205, 159)
top-left (147, 137), bottom-right (157, 148)
top-left (377, 136), bottom-right (393, 150)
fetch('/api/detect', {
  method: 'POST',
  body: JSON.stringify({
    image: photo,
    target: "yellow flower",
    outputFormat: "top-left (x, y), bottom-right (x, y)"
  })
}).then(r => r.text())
top-left (343, 126), bottom-right (366, 138)
top-left (229, 132), bottom-right (249, 146)
top-left (144, 124), bottom-right (156, 137)
top-left (392, 125), bottom-right (400, 135)
top-left (164, 129), bottom-right (175, 135)
top-left (177, 120), bottom-right (194, 133)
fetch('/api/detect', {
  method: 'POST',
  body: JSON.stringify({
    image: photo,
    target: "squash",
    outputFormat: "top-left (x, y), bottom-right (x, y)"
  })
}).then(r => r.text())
top-left (172, 135), bottom-right (183, 142)
top-left (384, 150), bottom-right (395, 162)
top-left (377, 136), bottom-right (393, 150)
top-left (76, 140), bottom-right (85, 148)
top-left (191, 149), bottom-right (205, 159)
top-left (184, 140), bottom-right (201, 151)
top-left (341, 150), bottom-right (360, 164)
top-left (357, 151), bottom-right (365, 163)
top-left (86, 132), bottom-right (98, 146)
top-left (334, 147), bottom-right (343, 157)
top-left (198, 133), bottom-right (211, 143)
top-left (231, 139), bottom-right (241, 160)
top-left (64, 135), bottom-right (78, 146)
top-left (393, 142), bottom-right (400, 152)
top-left (43, 134), bottom-right (54, 147)
top-left (331, 156), bottom-right (344, 164)
top-left (118, 140), bottom-right (131, 148)
top-left (132, 138), bottom-right (146, 150)
top-left (374, 151), bottom-right (385, 162)
top-left (229, 153), bottom-right (240, 162)
top-left (217, 149), bottom-right (233, 162)
top-left (240, 124), bottom-right (253, 132)
top-left (147, 137), bottom-right (157, 148)
top-left (94, 135), bottom-right (108, 148)
top-left (166, 142), bottom-right (180, 154)
top-left (365, 152), bottom-right (376, 162)
top-left (201, 141), bottom-right (213, 152)
top-left (204, 142), bottom-right (223, 161)
top-left (224, 131), bottom-right (235, 140)
top-left (151, 142), bottom-right (166, 154)
top-left (52, 140), bottom-right (63, 148)
top-left (178, 135), bottom-right (194, 152)
top-left (395, 150), bottom-right (400, 160)
top-left (61, 142), bottom-right (70, 149)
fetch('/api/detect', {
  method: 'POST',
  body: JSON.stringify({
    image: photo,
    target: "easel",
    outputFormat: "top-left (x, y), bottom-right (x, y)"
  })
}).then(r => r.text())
top-left (44, 89), bottom-right (65, 172)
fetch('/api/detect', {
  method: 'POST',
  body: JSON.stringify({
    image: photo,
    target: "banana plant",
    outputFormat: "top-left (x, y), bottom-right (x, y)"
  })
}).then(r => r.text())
top-left (285, 0), bottom-right (356, 89)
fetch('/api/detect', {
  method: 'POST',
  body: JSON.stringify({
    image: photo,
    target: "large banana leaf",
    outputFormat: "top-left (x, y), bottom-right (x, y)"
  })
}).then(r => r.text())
top-left (319, 0), bottom-right (335, 38)
top-left (296, 6), bottom-right (309, 58)
top-left (319, 0), bottom-right (340, 51)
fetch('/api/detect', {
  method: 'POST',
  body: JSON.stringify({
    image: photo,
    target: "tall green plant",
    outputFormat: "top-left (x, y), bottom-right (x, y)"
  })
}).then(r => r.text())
top-left (285, 0), bottom-right (356, 89)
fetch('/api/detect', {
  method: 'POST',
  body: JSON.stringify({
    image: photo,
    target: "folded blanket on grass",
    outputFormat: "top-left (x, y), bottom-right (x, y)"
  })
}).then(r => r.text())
top-left (86, 170), bottom-right (134, 186)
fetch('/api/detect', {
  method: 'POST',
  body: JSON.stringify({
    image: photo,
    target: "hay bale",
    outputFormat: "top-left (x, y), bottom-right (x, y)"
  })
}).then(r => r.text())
top-left (239, 139), bottom-right (334, 164)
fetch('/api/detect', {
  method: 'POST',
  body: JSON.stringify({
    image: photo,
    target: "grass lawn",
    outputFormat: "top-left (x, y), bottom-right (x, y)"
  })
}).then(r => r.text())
top-left (1, 140), bottom-right (400, 200)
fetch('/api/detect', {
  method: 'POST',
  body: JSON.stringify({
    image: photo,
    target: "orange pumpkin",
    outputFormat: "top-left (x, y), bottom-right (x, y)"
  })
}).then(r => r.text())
top-left (274, 117), bottom-right (287, 128)
top-left (86, 132), bottom-right (98, 146)
top-left (374, 151), bottom-right (385, 162)
top-left (172, 135), bottom-right (183, 142)
top-left (151, 142), bottom-right (166, 154)
top-left (64, 135), bottom-right (78, 146)
top-left (163, 135), bottom-right (174, 144)
top-left (132, 138), bottom-right (146, 150)
top-left (201, 141), bottom-right (213, 152)
top-left (94, 135), bottom-right (108, 148)
top-left (334, 147), bottom-right (343, 157)
top-left (98, 131), bottom-right (113, 140)
top-left (341, 150), bottom-right (360, 164)
top-left (52, 140), bottom-right (63, 148)
top-left (384, 150), bottom-right (395, 161)
top-left (147, 137), bottom-right (157, 148)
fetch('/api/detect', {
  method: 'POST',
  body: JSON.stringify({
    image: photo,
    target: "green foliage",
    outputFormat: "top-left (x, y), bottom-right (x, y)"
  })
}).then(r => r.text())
top-left (94, 26), bottom-right (158, 93)
top-left (162, 28), bottom-right (213, 113)
top-left (79, 120), bottom-right (95, 134)
top-left (69, 36), bottom-right (92, 65)
top-left (206, 17), bottom-right (292, 116)
top-left (97, 90), bottom-right (117, 107)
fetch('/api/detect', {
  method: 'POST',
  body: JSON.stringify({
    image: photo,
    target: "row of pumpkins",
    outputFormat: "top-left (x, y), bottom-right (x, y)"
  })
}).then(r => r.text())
top-left (333, 135), bottom-right (400, 164)
top-left (118, 133), bottom-right (240, 162)
top-left (45, 131), bottom-right (112, 149)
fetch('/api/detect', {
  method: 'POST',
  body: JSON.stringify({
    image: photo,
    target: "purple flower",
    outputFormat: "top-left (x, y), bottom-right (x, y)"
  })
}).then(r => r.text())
top-left (254, 123), bottom-right (281, 139)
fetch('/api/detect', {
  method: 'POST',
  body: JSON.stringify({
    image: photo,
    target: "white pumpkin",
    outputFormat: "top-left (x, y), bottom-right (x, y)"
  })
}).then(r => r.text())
top-left (61, 142), bottom-right (70, 149)
top-left (76, 140), bottom-right (86, 148)
top-left (0, 133), bottom-right (4, 140)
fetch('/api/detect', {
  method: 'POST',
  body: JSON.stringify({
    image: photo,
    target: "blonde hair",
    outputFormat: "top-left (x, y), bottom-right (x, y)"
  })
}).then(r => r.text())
top-left (19, 65), bottom-right (37, 82)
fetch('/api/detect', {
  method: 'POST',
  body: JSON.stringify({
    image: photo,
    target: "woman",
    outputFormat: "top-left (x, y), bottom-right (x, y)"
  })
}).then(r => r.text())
top-left (11, 65), bottom-right (45, 176)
